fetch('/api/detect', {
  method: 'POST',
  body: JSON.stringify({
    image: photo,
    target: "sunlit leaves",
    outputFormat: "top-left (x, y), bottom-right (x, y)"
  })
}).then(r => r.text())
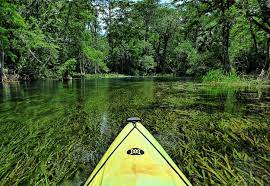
top-left (229, 12), bottom-right (252, 62)
top-left (83, 46), bottom-right (109, 73)
top-left (58, 58), bottom-right (77, 77)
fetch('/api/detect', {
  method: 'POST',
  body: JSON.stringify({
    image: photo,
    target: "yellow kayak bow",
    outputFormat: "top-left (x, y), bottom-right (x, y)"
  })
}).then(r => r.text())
top-left (85, 117), bottom-right (192, 186)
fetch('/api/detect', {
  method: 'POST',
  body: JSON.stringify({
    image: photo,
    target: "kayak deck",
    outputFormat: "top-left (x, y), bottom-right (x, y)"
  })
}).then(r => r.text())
top-left (85, 121), bottom-right (191, 186)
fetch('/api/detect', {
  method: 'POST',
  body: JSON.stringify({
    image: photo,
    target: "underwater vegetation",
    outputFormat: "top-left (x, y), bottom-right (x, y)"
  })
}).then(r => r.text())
top-left (0, 78), bottom-right (269, 185)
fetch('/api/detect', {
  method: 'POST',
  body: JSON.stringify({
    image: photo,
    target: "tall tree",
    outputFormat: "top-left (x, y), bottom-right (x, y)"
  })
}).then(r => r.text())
top-left (153, 7), bottom-right (179, 73)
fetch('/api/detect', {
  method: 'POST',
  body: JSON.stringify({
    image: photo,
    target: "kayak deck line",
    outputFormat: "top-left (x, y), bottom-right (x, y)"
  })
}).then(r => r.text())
top-left (85, 119), bottom-right (192, 186)
top-left (86, 127), bottom-right (136, 184)
top-left (135, 125), bottom-right (190, 186)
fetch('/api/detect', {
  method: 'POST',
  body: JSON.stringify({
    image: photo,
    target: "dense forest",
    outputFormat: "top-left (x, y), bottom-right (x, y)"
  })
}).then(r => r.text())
top-left (0, 0), bottom-right (270, 81)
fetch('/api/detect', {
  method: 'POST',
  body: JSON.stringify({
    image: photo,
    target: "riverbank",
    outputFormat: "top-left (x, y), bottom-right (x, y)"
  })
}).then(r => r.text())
top-left (201, 70), bottom-right (270, 88)
top-left (1, 73), bottom-right (176, 82)
top-left (4, 70), bottom-right (270, 92)
top-left (73, 73), bottom-right (130, 79)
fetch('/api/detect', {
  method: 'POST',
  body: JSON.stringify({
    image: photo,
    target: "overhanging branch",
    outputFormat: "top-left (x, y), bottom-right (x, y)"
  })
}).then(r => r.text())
top-left (250, 16), bottom-right (270, 34)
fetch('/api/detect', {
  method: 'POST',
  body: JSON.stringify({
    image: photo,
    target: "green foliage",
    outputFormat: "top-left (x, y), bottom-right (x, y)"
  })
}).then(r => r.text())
top-left (1, 0), bottom-right (109, 80)
top-left (177, 41), bottom-right (199, 65)
top-left (83, 47), bottom-right (109, 73)
top-left (202, 69), bottom-right (226, 82)
top-left (1, 0), bottom-right (270, 79)
top-left (17, 20), bottom-right (59, 79)
top-left (0, 1), bottom-right (26, 62)
top-left (229, 11), bottom-right (252, 62)
top-left (202, 69), bottom-right (241, 83)
top-left (58, 58), bottom-right (77, 78)
top-left (140, 55), bottom-right (155, 72)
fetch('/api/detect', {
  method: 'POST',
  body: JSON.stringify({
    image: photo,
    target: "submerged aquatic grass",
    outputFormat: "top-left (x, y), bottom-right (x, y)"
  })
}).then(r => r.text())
top-left (0, 78), bottom-right (269, 185)
top-left (157, 83), bottom-right (270, 185)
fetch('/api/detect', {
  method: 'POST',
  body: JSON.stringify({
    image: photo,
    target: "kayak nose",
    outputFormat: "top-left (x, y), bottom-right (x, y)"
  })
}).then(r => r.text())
top-left (127, 117), bottom-right (141, 123)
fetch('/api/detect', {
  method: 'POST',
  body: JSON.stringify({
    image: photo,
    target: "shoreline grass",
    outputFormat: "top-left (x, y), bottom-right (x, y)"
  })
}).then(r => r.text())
top-left (201, 69), bottom-right (269, 88)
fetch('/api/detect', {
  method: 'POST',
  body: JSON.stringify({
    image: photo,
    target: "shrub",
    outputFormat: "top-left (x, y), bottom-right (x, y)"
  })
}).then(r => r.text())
top-left (58, 58), bottom-right (77, 78)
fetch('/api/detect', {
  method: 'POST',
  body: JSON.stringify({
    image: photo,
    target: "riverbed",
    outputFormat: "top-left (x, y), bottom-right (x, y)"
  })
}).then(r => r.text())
top-left (1, 78), bottom-right (269, 185)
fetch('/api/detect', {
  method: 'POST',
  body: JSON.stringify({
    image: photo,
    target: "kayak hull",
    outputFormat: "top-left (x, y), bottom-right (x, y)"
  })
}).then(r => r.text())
top-left (85, 122), bottom-right (191, 186)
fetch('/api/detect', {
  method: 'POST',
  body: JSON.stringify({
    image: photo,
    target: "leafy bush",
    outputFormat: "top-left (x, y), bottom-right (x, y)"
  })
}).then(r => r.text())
top-left (58, 58), bottom-right (77, 78)
top-left (83, 47), bottom-right (109, 73)
top-left (140, 55), bottom-right (156, 72)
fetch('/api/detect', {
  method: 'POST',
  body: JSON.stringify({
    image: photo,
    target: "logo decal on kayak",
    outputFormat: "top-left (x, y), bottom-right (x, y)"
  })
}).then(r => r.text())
top-left (127, 148), bottom-right (144, 155)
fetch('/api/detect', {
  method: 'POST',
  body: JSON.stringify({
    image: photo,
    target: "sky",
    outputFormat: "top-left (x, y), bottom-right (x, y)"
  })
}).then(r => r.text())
top-left (134, 0), bottom-right (172, 4)
top-left (160, 0), bottom-right (172, 4)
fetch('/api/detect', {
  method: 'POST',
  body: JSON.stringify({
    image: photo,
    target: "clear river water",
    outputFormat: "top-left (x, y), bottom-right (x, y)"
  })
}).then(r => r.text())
top-left (0, 77), bottom-right (269, 185)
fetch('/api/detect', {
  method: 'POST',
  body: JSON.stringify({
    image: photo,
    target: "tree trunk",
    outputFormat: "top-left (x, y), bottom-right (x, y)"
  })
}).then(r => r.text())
top-left (247, 19), bottom-right (258, 73)
top-left (80, 56), bottom-right (85, 76)
top-left (0, 41), bottom-right (4, 82)
top-left (258, 38), bottom-right (270, 79)
top-left (161, 35), bottom-right (169, 73)
top-left (265, 38), bottom-right (270, 79)
top-left (155, 36), bottom-right (162, 73)
top-left (249, 20), bottom-right (258, 54)
top-left (107, 0), bottom-right (114, 59)
top-left (220, 1), bottom-right (233, 73)
top-left (222, 17), bottom-right (232, 73)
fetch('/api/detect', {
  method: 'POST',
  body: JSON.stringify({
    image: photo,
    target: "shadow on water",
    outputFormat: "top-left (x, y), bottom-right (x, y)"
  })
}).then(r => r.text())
top-left (0, 78), bottom-right (270, 185)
